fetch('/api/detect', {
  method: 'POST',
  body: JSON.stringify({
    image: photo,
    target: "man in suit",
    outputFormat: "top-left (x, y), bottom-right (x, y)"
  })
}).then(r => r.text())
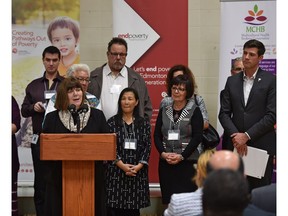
top-left (218, 39), bottom-right (276, 191)
top-left (251, 183), bottom-right (276, 214)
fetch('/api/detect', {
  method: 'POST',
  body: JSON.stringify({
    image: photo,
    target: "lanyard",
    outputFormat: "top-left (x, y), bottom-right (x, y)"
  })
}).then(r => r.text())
top-left (123, 120), bottom-right (135, 140)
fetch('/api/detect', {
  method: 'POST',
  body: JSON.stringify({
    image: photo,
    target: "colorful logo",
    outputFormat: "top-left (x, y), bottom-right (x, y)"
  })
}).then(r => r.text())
top-left (244, 5), bottom-right (267, 25)
top-left (230, 48), bottom-right (239, 55)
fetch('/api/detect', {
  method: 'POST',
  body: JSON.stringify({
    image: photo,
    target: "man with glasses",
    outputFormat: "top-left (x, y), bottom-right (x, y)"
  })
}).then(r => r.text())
top-left (45, 63), bottom-right (100, 116)
top-left (88, 37), bottom-right (152, 121)
top-left (231, 57), bottom-right (245, 76)
top-left (21, 46), bottom-right (64, 216)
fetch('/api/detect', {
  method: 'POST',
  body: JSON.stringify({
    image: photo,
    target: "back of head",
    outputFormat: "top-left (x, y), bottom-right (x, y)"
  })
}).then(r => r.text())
top-left (202, 169), bottom-right (249, 216)
top-left (207, 150), bottom-right (244, 174)
top-left (193, 149), bottom-right (215, 187)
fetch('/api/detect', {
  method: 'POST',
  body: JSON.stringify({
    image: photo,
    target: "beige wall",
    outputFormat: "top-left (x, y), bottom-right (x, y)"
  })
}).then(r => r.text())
top-left (80, 0), bottom-right (221, 126)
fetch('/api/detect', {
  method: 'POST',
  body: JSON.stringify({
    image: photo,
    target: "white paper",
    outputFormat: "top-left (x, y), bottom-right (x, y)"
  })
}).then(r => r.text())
top-left (234, 146), bottom-right (269, 179)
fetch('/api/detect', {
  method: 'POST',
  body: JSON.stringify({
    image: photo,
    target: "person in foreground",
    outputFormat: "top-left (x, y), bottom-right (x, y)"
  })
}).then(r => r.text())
top-left (105, 87), bottom-right (151, 216)
top-left (251, 183), bottom-right (276, 214)
top-left (42, 77), bottom-right (109, 216)
top-left (202, 169), bottom-right (250, 216)
top-left (164, 149), bottom-right (215, 216)
top-left (218, 39), bottom-right (276, 191)
top-left (154, 75), bottom-right (203, 206)
top-left (203, 150), bottom-right (275, 216)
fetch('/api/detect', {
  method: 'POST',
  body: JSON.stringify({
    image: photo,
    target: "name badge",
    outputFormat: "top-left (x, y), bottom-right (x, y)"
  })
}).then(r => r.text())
top-left (110, 84), bottom-right (121, 94)
top-left (44, 90), bottom-right (56, 100)
top-left (124, 138), bottom-right (137, 150)
top-left (31, 134), bottom-right (39, 145)
top-left (168, 130), bottom-right (180, 140)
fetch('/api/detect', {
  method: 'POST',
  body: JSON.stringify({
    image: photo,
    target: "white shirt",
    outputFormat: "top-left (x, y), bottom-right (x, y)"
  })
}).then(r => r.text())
top-left (243, 68), bottom-right (258, 105)
top-left (100, 64), bottom-right (128, 120)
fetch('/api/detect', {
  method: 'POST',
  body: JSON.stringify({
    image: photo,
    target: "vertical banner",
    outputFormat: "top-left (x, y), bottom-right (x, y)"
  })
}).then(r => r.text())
top-left (113, 0), bottom-right (188, 183)
top-left (12, 0), bottom-right (80, 185)
top-left (217, 0), bottom-right (276, 182)
top-left (217, 0), bottom-right (276, 133)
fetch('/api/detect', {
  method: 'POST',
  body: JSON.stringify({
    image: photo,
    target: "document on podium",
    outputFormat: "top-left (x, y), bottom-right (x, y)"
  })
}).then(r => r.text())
top-left (234, 146), bottom-right (269, 179)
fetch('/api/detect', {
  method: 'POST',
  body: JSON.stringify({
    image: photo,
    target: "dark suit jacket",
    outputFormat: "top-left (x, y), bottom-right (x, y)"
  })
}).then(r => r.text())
top-left (251, 183), bottom-right (276, 213)
top-left (218, 68), bottom-right (276, 155)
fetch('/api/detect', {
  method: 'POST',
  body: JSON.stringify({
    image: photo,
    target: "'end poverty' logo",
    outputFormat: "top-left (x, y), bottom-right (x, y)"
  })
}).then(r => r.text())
top-left (244, 5), bottom-right (267, 25)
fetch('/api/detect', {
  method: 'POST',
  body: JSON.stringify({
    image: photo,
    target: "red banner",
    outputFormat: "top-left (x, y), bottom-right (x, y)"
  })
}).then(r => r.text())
top-left (114, 0), bottom-right (188, 183)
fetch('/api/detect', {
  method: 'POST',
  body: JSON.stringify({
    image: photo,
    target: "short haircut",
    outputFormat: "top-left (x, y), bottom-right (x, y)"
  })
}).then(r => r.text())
top-left (206, 154), bottom-right (245, 175)
top-left (42, 46), bottom-right (61, 59)
top-left (231, 57), bottom-right (242, 70)
top-left (47, 16), bottom-right (80, 42)
top-left (166, 64), bottom-right (198, 96)
top-left (202, 169), bottom-right (249, 216)
top-left (55, 77), bottom-right (84, 111)
top-left (66, 64), bottom-right (91, 77)
top-left (169, 74), bottom-right (194, 99)
top-left (243, 39), bottom-right (266, 56)
top-left (107, 37), bottom-right (128, 52)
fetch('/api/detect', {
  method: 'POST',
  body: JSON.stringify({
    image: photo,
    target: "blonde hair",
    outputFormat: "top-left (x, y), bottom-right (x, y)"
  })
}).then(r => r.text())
top-left (193, 149), bottom-right (215, 188)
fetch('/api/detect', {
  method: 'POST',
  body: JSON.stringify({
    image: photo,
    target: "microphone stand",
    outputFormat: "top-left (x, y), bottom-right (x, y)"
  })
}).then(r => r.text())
top-left (76, 113), bottom-right (80, 133)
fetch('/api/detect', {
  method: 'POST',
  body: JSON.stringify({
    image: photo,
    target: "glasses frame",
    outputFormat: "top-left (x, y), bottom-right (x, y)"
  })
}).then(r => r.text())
top-left (171, 86), bottom-right (186, 93)
top-left (109, 51), bottom-right (128, 58)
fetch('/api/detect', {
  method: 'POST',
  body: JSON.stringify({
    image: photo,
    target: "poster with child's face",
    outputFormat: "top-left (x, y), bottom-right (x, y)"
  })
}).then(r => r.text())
top-left (12, 0), bottom-right (80, 183)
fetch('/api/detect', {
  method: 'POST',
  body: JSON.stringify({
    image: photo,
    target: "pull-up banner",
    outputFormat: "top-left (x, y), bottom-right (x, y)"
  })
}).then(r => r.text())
top-left (113, 0), bottom-right (188, 183)
top-left (217, 0), bottom-right (276, 134)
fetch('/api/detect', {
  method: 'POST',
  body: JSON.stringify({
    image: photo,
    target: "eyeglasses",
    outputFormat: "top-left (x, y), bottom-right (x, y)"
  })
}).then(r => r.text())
top-left (76, 77), bottom-right (91, 83)
top-left (172, 86), bottom-right (186, 92)
top-left (234, 67), bottom-right (244, 71)
top-left (109, 52), bottom-right (128, 58)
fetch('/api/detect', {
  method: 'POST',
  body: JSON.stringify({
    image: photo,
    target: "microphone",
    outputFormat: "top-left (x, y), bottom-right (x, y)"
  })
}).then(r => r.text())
top-left (68, 104), bottom-right (77, 114)
top-left (77, 104), bottom-right (89, 114)
top-left (77, 104), bottom-right (88, 133)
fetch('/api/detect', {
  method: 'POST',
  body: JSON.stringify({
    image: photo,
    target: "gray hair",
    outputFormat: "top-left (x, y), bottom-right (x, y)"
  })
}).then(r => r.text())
top-left (231, 57), bottom-right (242, 70)
top-left (66, 64), bottom-right (91, 77)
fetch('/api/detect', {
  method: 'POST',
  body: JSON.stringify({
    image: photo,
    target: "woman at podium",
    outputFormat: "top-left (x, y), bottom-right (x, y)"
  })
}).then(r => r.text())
top-left (105, 87), bottom-right (151, 216)
top-left (42, 77), bottom-right (109, 216)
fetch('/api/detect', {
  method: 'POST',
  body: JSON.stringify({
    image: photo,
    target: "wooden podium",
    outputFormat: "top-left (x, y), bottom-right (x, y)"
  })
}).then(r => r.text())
top-left (40, 133), bottom-right (116, 216)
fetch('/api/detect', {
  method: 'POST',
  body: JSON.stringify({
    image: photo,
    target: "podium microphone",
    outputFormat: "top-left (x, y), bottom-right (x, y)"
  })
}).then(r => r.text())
top-left (68, 104), bottom-right (77, 114)
top-left (77, 104), bottom-right (89, 114)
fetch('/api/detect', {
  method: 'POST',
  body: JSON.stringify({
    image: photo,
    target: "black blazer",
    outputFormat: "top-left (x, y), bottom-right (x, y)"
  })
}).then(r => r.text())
top-left (218, 68), bottom-right (276, 155)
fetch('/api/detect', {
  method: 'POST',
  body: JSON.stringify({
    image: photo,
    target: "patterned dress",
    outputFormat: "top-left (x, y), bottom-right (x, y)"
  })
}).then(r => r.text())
top-left (106, 115), bottom-right (151, 209)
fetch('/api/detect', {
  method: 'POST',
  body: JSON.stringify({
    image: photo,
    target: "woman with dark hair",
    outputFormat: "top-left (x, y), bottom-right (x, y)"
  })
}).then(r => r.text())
top-left (154, 75), bottom-right (203, 207)
top-left (160, 64), bottom-right (209, 129)
top-left (42, 77), bottom-right (108, 216)
top-left (105, 87), bottom-right (151, 216)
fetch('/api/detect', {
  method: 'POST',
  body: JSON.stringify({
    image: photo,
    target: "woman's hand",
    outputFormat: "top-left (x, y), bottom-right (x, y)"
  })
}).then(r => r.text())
top-left (162, 152), bottom-right (182, 165)
top-left (168, 153), bottom-right (183, 165)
